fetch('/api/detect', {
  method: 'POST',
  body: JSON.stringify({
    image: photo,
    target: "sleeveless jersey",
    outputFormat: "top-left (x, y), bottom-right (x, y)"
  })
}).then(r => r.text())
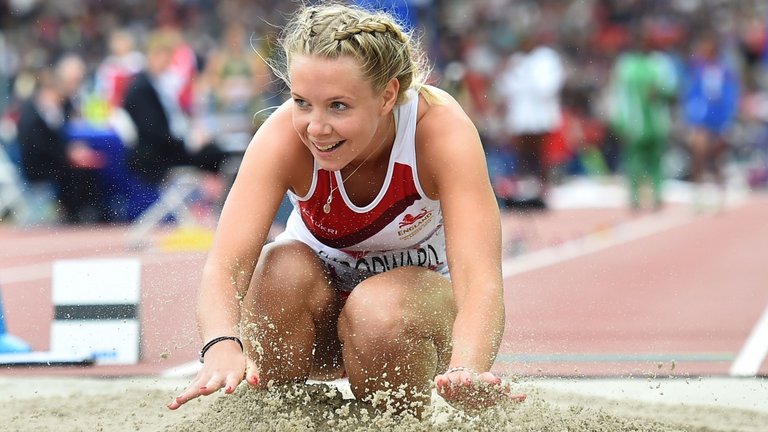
top-left (276, 91), bottom-right (448, 291)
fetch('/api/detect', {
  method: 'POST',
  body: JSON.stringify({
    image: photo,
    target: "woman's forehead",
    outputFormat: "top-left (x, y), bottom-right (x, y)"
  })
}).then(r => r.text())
top-left (289, 54), bottom-right (373, 98)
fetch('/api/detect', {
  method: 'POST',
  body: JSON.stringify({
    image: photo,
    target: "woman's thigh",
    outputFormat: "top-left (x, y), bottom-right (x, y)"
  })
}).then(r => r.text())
top-left (242, 240), bottom-right (337, 317)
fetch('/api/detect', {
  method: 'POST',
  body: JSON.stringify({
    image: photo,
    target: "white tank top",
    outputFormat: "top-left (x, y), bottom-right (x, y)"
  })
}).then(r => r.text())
top-left (276, 90), bottom-right (448, 290)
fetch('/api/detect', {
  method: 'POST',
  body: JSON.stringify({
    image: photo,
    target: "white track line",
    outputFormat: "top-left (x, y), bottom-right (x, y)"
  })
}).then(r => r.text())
top-left (502, 208), bottom-right (695, 276)
top-left (730, 303), bottom-right (768, 376)
top-left (161, 360), bottom-right (202, 378)
top-left (0, 262), bottom-right (52, 285)
top-left (0, 251), bottom-right (204, 285)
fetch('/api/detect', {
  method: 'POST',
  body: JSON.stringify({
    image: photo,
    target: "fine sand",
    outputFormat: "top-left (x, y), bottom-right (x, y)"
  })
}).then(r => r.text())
top-left (2, 376), bottom-right (766, 431)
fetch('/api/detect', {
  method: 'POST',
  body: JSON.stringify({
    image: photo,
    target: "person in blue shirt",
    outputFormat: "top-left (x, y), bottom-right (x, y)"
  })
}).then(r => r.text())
top-left (681, 30), bottom-right (740, 208)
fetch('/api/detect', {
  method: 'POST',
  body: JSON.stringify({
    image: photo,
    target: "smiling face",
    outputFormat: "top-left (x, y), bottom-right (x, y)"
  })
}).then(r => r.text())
top-left (289, 54), bottom-right (394, 172)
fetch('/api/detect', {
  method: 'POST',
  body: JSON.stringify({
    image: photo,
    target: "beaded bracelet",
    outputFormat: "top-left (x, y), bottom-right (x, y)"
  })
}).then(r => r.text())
top-left (198, 336), bottom-right (244, 363)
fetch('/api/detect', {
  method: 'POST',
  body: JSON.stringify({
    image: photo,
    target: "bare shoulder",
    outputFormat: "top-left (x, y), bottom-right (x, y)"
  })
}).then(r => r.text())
top-left (416, 86), bottom-right (468, 123)
top-left (416, 86), bottom-right (480, 152)
top-left (239, 99), bottom-right (312, 191)
top-left (415, 86), bottom-right (485, 194)
top-left (245, 99), bottom-right (300, 154)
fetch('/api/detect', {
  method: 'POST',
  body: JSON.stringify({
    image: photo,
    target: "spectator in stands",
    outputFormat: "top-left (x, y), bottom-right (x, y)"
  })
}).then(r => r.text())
top-left (608, 22), bottom-right (679, 211)
top-left (122, 29), bottom-right (226, 187)
top-left (203, 23), bottom-right (269, 120)
top-left (496, 30), bottom-right (564, 210)
top-left (16, 54), bottom-right (110, 223)
top-left (95, 29), bottom-right (145, 110)
top-left (198, 22), bottom-right (272, 153)
top-left (681, 30), bottom-right (740, 210)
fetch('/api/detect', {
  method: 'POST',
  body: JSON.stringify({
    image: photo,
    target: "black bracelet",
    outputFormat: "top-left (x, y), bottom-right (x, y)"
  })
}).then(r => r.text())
top-left (198, 336), bottom-right (243, 363)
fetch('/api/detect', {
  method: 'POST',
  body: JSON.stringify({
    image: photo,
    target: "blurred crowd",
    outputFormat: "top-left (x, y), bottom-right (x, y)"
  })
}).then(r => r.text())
top-left (2, 0), bottom-right (768, 224)
top-left (432, 0), bottom-right (768, 211)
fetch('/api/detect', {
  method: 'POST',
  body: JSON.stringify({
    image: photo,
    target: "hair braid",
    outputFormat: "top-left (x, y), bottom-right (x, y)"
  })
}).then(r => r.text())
top-left (332, 18), bottom-right (405, 42)
top-left (274, 3), bottom-right (440, 105)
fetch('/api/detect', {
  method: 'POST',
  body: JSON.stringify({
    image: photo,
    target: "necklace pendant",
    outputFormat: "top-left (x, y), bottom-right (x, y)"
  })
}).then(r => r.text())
top-left (324, 191), bottom-right (333, 214)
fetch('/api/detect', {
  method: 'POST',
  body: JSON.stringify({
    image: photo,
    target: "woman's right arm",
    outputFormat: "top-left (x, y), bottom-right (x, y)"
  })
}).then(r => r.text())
top-left (168, 101), bottom-right (305, 409)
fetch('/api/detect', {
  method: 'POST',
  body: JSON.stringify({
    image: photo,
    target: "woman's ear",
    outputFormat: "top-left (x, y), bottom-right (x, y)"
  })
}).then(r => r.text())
top-left (380, 78), bottom-right (400, 115)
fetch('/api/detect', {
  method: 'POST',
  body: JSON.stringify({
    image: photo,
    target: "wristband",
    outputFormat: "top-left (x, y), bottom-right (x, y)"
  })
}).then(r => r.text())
top-left (198, 336), bottom-right (243, 363)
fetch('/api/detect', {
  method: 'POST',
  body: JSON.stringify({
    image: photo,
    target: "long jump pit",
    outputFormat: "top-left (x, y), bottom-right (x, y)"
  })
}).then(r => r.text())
top-left (0, 374), bottom-right (766, 431)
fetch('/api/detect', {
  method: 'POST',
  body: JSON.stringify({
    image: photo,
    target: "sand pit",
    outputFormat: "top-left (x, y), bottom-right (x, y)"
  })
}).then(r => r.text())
top-left (1, 376), bottom-right (766, 431)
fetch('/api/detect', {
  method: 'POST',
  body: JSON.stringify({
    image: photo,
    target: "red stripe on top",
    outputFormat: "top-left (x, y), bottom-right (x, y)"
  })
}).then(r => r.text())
top-left (299, 163), bottom-right (421, 249)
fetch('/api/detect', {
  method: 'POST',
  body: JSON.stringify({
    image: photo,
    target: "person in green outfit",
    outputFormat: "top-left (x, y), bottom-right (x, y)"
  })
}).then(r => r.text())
top-left (608, 23), bottom-right (679, 211)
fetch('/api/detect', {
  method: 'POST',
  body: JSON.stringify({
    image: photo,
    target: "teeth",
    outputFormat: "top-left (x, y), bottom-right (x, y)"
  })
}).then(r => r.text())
top-left (315, 141), bottom-right (341, 151)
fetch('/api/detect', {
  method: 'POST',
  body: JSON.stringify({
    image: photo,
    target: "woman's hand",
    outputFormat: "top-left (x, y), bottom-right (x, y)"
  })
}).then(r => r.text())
top-left (167, 343), bottom-right (260, 410)
top-left (434, 368), bottom-right (526, 412)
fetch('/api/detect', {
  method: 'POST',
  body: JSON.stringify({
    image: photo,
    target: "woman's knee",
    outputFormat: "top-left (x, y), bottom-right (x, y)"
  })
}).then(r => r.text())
top-left (246, 240), bottom-right (332, 314)
top-left (253, 240), bottom-right (323, 286)
top-left (339, 288), bottom-right (404, 347)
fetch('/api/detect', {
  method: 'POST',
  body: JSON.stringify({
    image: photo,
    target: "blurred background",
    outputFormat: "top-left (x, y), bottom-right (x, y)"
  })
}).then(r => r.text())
top-left (1, 1), bottom-right (768, 414)
top-left (0, 0), bottom-right (767, 227)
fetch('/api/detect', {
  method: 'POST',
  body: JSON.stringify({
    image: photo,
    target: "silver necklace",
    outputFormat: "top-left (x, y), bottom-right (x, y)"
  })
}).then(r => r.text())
top-left (323, 116), bottom-right (393, 214)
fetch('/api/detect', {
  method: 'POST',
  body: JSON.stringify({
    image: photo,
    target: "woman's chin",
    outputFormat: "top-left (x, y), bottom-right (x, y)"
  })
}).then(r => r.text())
top-left (312, 145), bottom-right (348, 169)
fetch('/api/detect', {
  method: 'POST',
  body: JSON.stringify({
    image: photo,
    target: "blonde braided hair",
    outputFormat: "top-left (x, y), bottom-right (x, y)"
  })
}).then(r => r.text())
top-left (273, 2), bottom-right (438, 105)
top-left (331, 18), bottom-right (405, 42)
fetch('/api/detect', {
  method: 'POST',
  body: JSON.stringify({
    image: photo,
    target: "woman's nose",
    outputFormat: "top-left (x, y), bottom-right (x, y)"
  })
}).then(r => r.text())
top-left (307, 113), bottom-right (331, 137)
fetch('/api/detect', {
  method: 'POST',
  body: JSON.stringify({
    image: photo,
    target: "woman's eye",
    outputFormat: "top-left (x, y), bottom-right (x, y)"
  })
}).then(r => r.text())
top-left (330, 102), bottom-right (348, 111)
top-left (293, 98), bottom-right (308, 108)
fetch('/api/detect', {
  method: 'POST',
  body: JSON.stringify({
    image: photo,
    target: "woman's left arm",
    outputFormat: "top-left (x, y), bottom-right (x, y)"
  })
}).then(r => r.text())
top-left (417, 89), bottom-right (524, 409)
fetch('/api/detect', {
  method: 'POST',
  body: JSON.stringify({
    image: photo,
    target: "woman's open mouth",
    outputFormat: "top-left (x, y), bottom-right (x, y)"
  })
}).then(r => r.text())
top-left (314, 140), bottom-right (345, 152)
